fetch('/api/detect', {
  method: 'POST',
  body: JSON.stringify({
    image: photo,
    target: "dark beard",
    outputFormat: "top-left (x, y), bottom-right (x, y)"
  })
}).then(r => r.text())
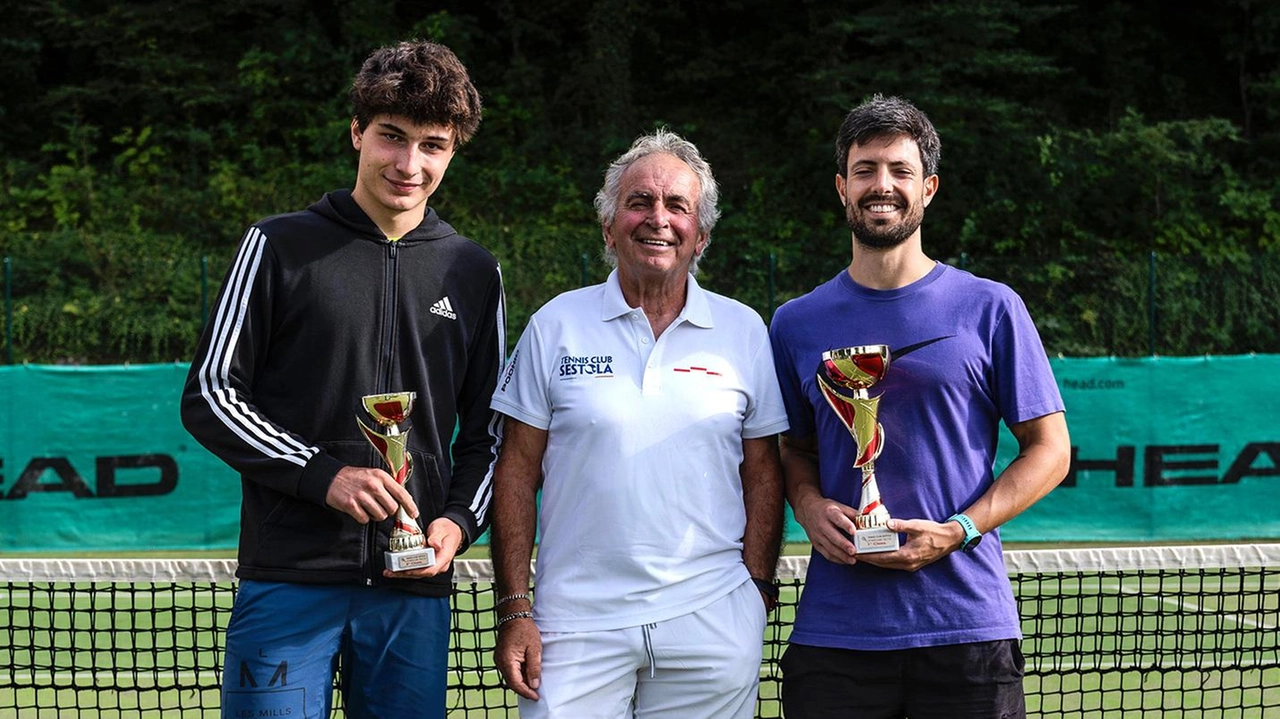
top-left (846, 194), bottom-right (924, 249)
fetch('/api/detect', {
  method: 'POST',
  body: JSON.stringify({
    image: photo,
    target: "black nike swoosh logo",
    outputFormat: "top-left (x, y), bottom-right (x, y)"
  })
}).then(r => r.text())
top-left (890, 336), bottom-right (952, 361)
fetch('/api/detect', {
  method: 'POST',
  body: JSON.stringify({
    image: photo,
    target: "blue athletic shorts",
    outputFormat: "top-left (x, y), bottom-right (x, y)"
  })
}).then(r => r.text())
top-left (220, 581), bottom-right (450, 719)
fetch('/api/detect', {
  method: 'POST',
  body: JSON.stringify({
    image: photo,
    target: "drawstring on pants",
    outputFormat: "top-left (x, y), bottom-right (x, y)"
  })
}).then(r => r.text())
top-left (642, 623), bottom-right (658, 678)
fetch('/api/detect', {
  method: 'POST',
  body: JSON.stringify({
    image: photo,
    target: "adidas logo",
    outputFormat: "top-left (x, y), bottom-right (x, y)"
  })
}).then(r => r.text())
top-left (430, 296), bottom-right (457, 320)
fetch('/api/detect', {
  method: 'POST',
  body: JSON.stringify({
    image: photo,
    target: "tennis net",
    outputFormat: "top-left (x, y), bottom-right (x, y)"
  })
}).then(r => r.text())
top-left (2, 544), bottom-right (1277, 718)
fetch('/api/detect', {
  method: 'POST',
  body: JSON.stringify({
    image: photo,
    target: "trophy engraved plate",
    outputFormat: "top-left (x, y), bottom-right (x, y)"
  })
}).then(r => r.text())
top-left (357, 392), bottom-right (436, 571)
top-left (817, 345), bottom-right (899, 553)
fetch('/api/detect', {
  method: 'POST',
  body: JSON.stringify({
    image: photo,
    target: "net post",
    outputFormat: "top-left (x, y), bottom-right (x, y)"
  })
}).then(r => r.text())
top-left (200, 255), bottom-right (209, 330)
top-left (768, 252), bottom-right (776, 317)
top-left (1148, 250), bottom-right (1158, 356)
top-left (3, 256), bottom-right (11, 364)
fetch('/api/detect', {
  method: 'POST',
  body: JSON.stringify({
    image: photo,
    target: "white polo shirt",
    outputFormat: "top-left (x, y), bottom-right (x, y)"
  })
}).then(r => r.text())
top-left (492, 269), bottom-right (789, 632)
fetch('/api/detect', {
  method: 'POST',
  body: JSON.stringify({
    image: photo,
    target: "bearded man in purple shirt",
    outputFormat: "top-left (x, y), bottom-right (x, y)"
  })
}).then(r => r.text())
top-left (769, 94), bottom-right (1071, 719)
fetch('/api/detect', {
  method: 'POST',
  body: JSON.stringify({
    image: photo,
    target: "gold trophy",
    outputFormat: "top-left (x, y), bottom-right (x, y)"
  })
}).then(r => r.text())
top-left (357, 392), bottom-right (436, 571)
top-left (816, 345), bottom-right (899, 553)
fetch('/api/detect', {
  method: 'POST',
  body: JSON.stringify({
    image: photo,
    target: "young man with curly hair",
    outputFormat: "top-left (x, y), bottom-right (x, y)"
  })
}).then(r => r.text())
top-left (182, 40), bottom-right (503, 718)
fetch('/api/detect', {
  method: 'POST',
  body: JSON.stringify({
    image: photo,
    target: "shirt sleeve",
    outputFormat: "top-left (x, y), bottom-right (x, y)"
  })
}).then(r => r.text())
top-left (743, 320), bottom-right (790, 439)
top-left (490, 312), bottom-right (554, 431)
top-left (769, 303), bottom-right (817, 439)
top-left (991, 291), bottom-right (1066, 426)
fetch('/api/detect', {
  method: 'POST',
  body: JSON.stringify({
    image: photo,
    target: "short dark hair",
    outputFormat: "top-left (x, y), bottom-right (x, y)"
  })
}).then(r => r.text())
top-left (835, 94), bottom-right (940, 177)
top-left (350, 40), bottom-right (482, 145)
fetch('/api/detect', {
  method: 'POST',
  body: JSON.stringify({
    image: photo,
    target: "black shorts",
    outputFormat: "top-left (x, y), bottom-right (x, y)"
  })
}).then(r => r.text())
top-left (780, 639), bottom-right (1026, 719)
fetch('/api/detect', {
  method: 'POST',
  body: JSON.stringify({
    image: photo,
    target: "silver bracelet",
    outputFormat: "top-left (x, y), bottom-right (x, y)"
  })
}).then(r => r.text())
top-left (496, 610), bottom-right (534, 628)
top-left (495, 592), bottom-right (531, 607)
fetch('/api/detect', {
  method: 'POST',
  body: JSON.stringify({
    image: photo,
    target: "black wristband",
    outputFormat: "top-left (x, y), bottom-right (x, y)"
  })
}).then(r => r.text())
top-left (752, 577), bottom-right (780, 601)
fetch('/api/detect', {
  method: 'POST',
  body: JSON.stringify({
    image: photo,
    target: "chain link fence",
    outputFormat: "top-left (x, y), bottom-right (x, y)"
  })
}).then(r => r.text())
top-left (956, 253), bottom-right (1280, 357)
top-left (4, 252), bottom-right (1278, 364)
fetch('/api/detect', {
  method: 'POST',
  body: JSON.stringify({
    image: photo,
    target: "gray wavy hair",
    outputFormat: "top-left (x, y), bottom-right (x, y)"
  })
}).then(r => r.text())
top-left (594, 128), bottom-right (720, 275)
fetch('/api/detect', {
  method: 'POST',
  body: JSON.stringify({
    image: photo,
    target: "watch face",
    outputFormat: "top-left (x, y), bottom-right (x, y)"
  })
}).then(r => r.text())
top-left (963, 533), bottom-right (982, 551)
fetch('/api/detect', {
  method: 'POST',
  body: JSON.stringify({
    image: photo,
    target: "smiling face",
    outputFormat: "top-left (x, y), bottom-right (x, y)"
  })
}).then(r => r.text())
top-left (604, 153), bottom-right (708, 285)
top-left (836, 134), bottom-right (939, 250)
top-left (350, 114), bottom-right (457, 237)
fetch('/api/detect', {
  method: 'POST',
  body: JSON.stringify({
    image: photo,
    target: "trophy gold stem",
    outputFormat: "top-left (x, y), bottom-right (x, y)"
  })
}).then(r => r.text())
top-left (855, 460), bottom-right (890, 529)
top-left (381, 425), bottom-right (425, 551)
top-left (817, 377), bottom-right (891, 526)
top-left (390, 506), bottom-right (425, 552)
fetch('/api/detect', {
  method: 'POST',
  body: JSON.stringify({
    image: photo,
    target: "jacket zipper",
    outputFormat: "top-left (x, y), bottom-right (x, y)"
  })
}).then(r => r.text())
top-left (366, 240), bottom-right (401, 585)
top-left (381, 241), bottom-right (399, 384)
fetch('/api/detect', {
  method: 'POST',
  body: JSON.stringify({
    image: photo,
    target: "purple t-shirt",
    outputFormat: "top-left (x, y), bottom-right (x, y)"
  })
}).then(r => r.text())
top-left (769, 263), bottom-right (1064, 650)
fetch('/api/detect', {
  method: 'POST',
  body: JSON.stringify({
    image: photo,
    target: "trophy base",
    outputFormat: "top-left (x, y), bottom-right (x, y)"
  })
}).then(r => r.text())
top-left (854, 526), bottom-right (900, 554)
top-left (385, 547), bottom-right (436, 572)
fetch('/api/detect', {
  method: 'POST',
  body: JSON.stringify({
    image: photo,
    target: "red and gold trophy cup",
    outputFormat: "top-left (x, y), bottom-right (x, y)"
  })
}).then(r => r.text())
top-left (357, 392), bottom-right (436, 571)
top-left (816, 345), bottom-right (899, 553)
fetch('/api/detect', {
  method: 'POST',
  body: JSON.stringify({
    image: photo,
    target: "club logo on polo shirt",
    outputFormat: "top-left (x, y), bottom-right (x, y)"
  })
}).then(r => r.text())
top-left (558, 354), bottom-right (614, 379)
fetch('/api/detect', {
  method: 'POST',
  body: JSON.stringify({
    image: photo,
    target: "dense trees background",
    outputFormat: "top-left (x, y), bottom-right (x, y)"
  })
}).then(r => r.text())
top-left (1, 0), bottom-right (1278, 362)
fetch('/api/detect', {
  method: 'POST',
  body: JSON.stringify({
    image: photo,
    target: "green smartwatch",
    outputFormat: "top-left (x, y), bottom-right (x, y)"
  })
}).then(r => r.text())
top-left (947, 513), bottom-right (982, 551)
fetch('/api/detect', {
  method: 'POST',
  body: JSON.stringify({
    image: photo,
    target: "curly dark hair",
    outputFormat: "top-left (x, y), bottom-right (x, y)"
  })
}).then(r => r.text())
top-left (350, 41), bottom-right (482, 145)
top-left (835, 94), bottom-right (940, 178)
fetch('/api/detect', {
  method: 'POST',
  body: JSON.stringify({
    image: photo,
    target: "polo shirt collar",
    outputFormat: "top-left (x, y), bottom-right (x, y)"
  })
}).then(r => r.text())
top-left (601, 269), bottom-right (715, 329)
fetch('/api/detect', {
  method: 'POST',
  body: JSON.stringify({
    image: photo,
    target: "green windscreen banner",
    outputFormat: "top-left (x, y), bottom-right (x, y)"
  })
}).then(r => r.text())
top-left (997, 355), bottom-right (1279, 542)
top-left (2, 357), bottom-right (1278, 552)
top-left (0, 364), bottom-right (238, 552)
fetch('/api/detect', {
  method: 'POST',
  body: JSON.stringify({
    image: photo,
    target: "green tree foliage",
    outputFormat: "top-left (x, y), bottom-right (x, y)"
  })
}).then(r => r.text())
top-left (1, 0), bottom-right (1278, 362)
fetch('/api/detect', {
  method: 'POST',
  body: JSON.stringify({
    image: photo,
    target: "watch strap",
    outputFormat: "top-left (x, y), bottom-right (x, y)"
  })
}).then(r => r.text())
top-left (946, 513), bottom-right (982, 551)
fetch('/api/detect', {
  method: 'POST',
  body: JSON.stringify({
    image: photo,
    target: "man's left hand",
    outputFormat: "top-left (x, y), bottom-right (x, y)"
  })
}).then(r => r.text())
top-left (853, 518), bottom-right (965, 571)
top-left (383, 517), bottom-right (464, 579)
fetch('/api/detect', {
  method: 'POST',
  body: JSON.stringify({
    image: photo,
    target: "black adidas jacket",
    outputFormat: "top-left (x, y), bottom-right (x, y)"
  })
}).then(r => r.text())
top-left (181, 190), bottom-right (505, 596)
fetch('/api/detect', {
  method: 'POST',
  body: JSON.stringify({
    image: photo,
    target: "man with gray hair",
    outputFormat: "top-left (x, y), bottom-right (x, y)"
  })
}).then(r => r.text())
top-left (489, 128), bottom-right (788, 718)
